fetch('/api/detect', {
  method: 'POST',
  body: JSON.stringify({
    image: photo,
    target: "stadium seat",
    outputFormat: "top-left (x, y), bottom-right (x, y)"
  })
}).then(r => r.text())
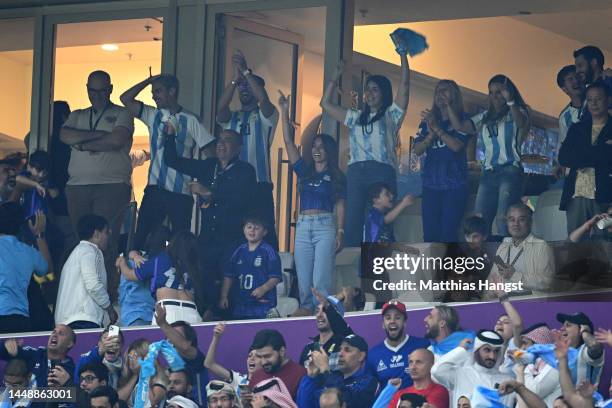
top-left (393, 197), bottom-right (424, 243)
top-left (335, 247), bottom-right (361, 289)
top-left (277, 252), bottom-right (295, 297)
top-left (532, 189), bottom-right (567, 241)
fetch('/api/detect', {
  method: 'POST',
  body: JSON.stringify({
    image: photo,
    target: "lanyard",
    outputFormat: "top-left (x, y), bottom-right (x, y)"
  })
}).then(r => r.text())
top-left (212, 159), bottom-right (237, 187)
top-left (506, 244), bottom-right (524, 267)
top-left (89, 103), bottom-right (110, 132)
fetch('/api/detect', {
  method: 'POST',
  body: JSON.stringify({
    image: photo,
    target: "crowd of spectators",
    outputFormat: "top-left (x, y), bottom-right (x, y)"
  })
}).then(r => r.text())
top-left (0, 299), bottom-right (610, 407)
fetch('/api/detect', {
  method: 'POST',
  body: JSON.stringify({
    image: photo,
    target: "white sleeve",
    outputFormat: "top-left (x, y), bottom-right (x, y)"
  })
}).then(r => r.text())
top-left (139, 104), bottom-right (157, 127)
top-left (260, 108), bottom-right (279, 144)
top-left (190, 119), bottom-right (216, 149)
top-left (344, 109), bottom-right (361, 128)
top-left (533, 242), bottom-right (555, 291)
top-left (431, 347), bottom-right (470, 389)
top-left (387, 102), bottom-right (405, 127)
top-left (523, 363), bottom-right (560, 400)
top-left (80, 248), bottom-right (111, 309)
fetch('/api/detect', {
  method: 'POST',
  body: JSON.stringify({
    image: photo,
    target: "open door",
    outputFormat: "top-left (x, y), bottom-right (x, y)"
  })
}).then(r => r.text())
top-left (215, 14), bottom-right (304, 251)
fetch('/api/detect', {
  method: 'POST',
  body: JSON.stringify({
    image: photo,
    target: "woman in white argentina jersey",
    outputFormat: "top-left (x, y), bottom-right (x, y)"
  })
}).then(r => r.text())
top-left (321, 51), bottom-right (410, 247)
top-left (471, 75), bottom-right (530, 237)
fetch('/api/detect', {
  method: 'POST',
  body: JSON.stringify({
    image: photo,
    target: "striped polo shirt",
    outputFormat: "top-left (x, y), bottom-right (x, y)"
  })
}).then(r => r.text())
top-left (139, 104), bottom-right (215, 195)
top-left (219, 108), bottom-right (279, 183)
top-left (558, 103), bottom-right (580, 151)
top-left (471, 108), bottom-right (527, 170)
top-left (344, 102), bottom-right (405, 166)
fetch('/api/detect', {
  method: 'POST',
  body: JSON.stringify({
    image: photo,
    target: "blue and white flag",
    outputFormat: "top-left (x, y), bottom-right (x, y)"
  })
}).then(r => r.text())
top-left (390, 28), bottom-right (429, 56)
top-left (134, 340), bottom-right (185, 408)
top-left (526, 344), bottom-right (579, 383)
top-left (471, 386), bottom-right (505, 408)
top-left (430, 330), bottom-right (476, 355)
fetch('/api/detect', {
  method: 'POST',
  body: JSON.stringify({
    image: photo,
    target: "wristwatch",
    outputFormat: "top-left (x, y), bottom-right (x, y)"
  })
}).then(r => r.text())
top-left (242, 68), bottom-right (252, 76)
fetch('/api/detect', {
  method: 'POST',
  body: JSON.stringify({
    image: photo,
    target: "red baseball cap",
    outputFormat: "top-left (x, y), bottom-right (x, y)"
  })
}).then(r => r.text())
top-left (381, 300), bottom-right (407, 317)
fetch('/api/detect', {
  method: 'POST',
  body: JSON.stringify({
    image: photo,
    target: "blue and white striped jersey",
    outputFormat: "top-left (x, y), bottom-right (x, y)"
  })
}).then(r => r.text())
top-left (558, 103), bottom-right (581, 150)
top-left (219, 108), bottom-right (279, 183)
top-left (139, 104), bottom-right (215, 195)
top-left (344, 103), bottom-right (405, 167)
top-left (472, 108), bottom-right (527, 170)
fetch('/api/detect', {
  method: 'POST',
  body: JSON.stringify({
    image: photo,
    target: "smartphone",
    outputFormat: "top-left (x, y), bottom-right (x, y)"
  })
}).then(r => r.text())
top-left (108, 325), bottom-right (120, 338)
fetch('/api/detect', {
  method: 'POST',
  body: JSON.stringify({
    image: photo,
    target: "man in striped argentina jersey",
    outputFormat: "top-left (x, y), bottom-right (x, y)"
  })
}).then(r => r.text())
top-left (556, 65), bottom-right (585, 176)
top-left (120, 74), bottom-right (215, 249)
top-left (217, 50), bottom-right (279, 250)
top-left (556, 312), bottom-right (605, 387)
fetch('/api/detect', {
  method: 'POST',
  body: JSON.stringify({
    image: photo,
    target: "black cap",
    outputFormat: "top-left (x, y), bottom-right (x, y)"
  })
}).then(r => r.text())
top-left (342, 334), bottom-right (368, 353)
top-left (556, 312), bottom-right (593, 333)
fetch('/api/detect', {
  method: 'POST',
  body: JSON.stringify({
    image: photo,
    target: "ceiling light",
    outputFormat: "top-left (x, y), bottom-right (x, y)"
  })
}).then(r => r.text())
top-left (101, 43), bottom-right (119, 51)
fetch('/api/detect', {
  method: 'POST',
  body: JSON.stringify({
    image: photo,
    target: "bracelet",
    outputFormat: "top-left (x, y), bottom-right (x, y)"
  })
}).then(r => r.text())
top-left (506, 100), bottom-right (515, 106)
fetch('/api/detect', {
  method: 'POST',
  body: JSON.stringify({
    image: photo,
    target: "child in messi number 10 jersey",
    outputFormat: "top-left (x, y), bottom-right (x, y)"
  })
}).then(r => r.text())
top-left (220, 216), bottom-right (282, 319)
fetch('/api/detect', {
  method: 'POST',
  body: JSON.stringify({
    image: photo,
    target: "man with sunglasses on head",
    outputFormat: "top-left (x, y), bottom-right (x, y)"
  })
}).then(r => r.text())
top-left (217, 50), bottom-right (279, 250)
top-left (205, 380), bottom-right (239, 408)
top-left (60, 70), bottom-right (134, 301)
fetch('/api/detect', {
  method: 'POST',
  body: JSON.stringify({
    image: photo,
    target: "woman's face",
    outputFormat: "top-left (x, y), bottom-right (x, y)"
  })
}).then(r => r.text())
top-left (247, 350), bottom-right (259, 375)
top-left (435, 83), bottom-right (454, 109)
top-left (311, 138), bottom-right (328, 164)
top-left (488, 82), bottom-right (507, 111)
top-left (365, 80), bottom-right (384, 110)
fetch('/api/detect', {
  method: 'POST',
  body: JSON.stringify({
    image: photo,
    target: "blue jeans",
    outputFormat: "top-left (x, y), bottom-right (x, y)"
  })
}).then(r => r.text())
top-left (475, 165), bottom-right (524, 237)
top-left (422, 186), bottom-right (468, 242)
top-left (345, 161), bottom-right (397, 246)
top-left (294, 213), bottom-right (336, 310)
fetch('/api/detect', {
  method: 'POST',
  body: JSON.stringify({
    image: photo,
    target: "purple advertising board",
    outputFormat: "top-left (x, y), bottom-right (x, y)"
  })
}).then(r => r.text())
top-left (1, 295), bottom-right (612, 397)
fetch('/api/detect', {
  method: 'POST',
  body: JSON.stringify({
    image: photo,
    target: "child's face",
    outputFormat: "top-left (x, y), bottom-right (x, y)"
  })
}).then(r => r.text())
top-left (27, 165), bottom-right (46, 182)
top-left (465, 232), bottom-right (484, 248)
top-left (244, 222), bottom-right (267, 243)
top-left (373, 188), bottom-right (394, 210)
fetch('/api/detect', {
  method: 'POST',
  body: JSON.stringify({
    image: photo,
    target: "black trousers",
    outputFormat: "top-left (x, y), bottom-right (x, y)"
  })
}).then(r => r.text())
top-left (134, 186), bottom-right (194, 249)
top-left (0, 314), bottom-right (31, 334)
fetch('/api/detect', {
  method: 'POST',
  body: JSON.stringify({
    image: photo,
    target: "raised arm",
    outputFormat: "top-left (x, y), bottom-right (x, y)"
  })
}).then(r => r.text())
top-left (394, 52), bottom-right (410, 111)
top-left (217, 63), bottom-right (241, 124)
top-left (234, 51), bottom-right (276, 118)
top-left (384, 194), bottom-right (414, 224)
top-left (155, 303), bottom-right (198, 360)
top-left (278, 90), bottom-right (300, 165)
top-left (204, 323), bottom-right (233, 381)
top-left (320, 61), bottom-right (349, 123)
top-left (120, 76), bottom-right (158, 117)
top-left (499, 296), bottom-right (523, 348)
top-left (163, 132), bottom-right (202, 178)
top-left (498, 380), bottom-right (547, 408)
top-left (555, 333), bottom-right (589, 408)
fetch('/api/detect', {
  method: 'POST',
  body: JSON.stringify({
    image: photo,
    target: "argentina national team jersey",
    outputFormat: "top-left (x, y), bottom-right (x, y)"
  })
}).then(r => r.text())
top-left (472, 109), bottom-right (526, 170)
top-left (366, 335), bottom-right (430, 389)
top-left (134, 251), bottom-right (193, 296)
top-left (344, 103), bottom-right (405, 166)
top-left (219, 108), bottom-right (279, 183)
top-left (139, 104), bottom-right (215, 195)
top-left (558, 104), bottom-right (581, 150)
top-left (225, 242), bottom-right (282, 318)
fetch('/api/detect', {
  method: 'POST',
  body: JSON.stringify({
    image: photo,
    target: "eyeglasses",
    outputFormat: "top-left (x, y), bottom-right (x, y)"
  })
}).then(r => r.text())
top-left (80, 375), bottom-right (98, 384)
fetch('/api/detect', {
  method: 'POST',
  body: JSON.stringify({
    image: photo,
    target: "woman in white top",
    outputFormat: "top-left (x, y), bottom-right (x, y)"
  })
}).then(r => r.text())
top-left (320, 51), bottom-right (410, 247)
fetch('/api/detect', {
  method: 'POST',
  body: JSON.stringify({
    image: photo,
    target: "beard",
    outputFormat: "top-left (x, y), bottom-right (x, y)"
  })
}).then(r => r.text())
top-left (424, 325), bottom-right (439, 339)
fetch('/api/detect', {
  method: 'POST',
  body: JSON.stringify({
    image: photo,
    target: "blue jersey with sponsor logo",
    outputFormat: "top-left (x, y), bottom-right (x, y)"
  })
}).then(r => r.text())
top-left (225, 242), bottom-right (282, 318)
top-left (366, 335), bottom-right (430, 389)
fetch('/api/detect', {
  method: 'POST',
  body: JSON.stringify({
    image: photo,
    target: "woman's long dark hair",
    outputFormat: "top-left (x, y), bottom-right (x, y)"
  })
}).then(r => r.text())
top-left (358, 75), bottom-right (393, 126)
top-left (483, 74), bottom-right (529, 125)
top-left (300, 133), bottom-right (346, 202)
top-left (143, 225), bottom-right (171, 257)
top-left (166, 230), bottom-right (199, 288)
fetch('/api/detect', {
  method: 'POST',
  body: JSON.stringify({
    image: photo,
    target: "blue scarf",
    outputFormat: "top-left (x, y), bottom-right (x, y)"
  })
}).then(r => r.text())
top-left (471, 386), bottom-right (505, 408)
top-left (430, 330), bottom-right (476, 355)
top-left (134, 340), bottom-right (185, 408)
